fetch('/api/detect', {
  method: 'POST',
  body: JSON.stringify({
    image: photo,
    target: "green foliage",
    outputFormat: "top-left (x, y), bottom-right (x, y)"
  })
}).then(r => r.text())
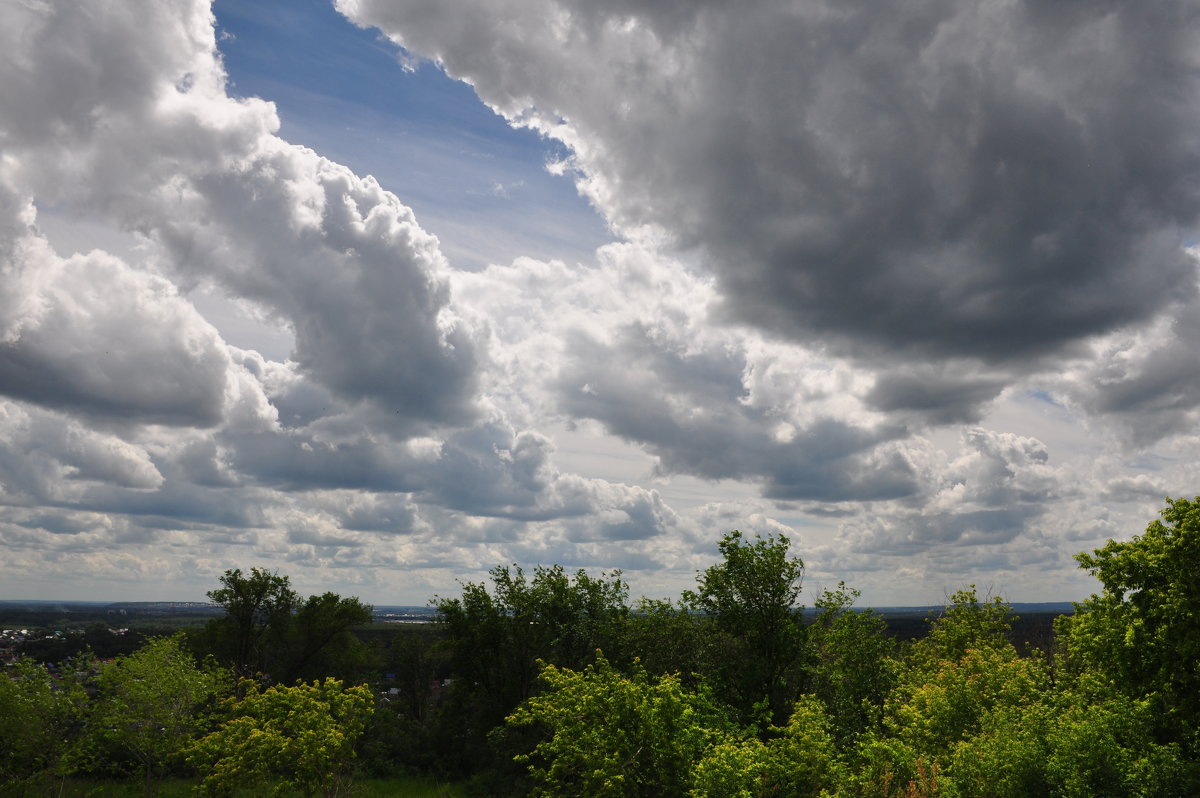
top-left (1062, 496), bottom-right (1200, 747)
top-left (683, 530), bottom-right (806, 726)
top-left (506, 654), bottom-right (731, 797)
top-left (0, 656), bottom-right (91, 791)
top-left (886, 646), bottom-right (1047, 760)
top-left (350, 775), bottom-right (467, 797)
top-left (620, 597), bottom-right (708, 687)
top-left (948, 686), bottom-right (1197, 798)
top-left (860, 590), bottom-right (1043, 797)
top-left (279, 592), bottom-right (374, 684)
top-left (690, 696), bottom-right (841, 798)
top-left (807, 583), bottom-right (898, 743)
top-left (12, 510), bottom-right (1200, 797)
top-left (907, 587), bottom-right (1015, 678)
top-left (836, 734), bottom-right (945, 798)
top-left (186, 678), bottom-right (375, 798)
top-left (944, 701), bottom-right (1052, 798)
top-left (358, 627), bottom-right (446, 777)
top-left (202, 569), bottom-right (374, 684)
top-left (439, 564), bottom-right (628, 729)
top-left (85, 635), bottom-right (223, 794)
top-left (205, 568), bottom-right (299, 679)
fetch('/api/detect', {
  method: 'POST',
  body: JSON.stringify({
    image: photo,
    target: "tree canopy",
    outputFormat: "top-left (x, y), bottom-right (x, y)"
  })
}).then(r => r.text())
top-left (1061, 496), bottom-right (1200, 749)
top-left (7, 506), bottom-right (1200, 796)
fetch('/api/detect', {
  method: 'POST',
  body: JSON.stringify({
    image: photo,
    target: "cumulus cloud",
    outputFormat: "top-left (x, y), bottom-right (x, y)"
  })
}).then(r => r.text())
top-left (0, 401), bottom-right (163, 503)
top-left (0, 209), bottom-right (237, 428)
top-left (456, 242), bottom-right (920, 501)
top-left (833, 427), bottom-right (1062, 556)
top-left (1, 0), bottom-right (481, 432)
top-left (1047, 266), bottom-right (1200, 447)
top-left (342, 0), bottom-right (1200, 363)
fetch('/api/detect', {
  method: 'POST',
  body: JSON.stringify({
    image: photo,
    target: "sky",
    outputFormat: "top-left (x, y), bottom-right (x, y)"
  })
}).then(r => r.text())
top-left (2, 0), bottom-right (1199, 606)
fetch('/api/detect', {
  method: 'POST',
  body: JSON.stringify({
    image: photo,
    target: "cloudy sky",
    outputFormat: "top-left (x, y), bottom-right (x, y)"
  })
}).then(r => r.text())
top-left (3, 0), bottom-right (1199, 606)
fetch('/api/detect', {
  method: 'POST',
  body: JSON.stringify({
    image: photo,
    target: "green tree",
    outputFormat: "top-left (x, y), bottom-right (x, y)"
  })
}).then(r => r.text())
top-left (278, 592), bottom-right (374, 684)
top-left (186, 678), bottom-right (375, 798)
top-left (0, 656), bottom-right (90, 793)
top-left (948, 679), bottom-right (1196, 798)
top-left (691, 696), bottom-right (841, 798)
top-left (1060, 496), bottom-right (1200, 749)
top-left (885, 646), bottom-right (1047, 763)
top-left (683, 530), bottom-right (806, 726)
top-left (201, 569), bottom-right (373, 684)
top-left (807, 583), bottom-right (898, 744)
top-left (436, 564), bottom-right (629, 736)
top-left (86, 635), bottom-right (223, 796)
top-left (430, 564), bottom-right (628, 784)
top-left (620, 597), bottom-right (708, 687)
top-left (358, 626), bottom-right (446, 777)
top-left (837, 589), bottom-right (1039, 797)
top-left (506, 654), bottom-right (731, 798)
top-left (205, 567), bottom-right (298, 679)
top-left (907, 587), bottom-right (1016, 678)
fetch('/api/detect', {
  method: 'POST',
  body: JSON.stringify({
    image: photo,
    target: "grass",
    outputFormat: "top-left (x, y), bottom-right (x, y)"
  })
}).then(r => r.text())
top-left (353, 776), bottom-right (467, 797)
top-left (9, 775), bottom-right (467, 798)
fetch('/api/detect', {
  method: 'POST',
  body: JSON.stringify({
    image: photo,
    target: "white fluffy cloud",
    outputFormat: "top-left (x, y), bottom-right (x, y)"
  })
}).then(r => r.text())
top-left (3, 0), bottom-right (481, 431)
top-left (0, 206), bottom-right (240, 427)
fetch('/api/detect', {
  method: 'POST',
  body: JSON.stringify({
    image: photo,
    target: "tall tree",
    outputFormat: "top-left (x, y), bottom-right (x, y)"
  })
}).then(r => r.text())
top-left (806, 583), bottom-right (898, 744)
top-left (437, 564), bottom-right (629, 715)
top-left (202, 568), bottom-right (373, 684)
top-left (1061, 496), bottom-right (1200, 750)
top-left (434, 564), bottom-right (628, 776)
top-left (279, 592), bottom-right (374, 684)
top-left (683, 530), bottom-right (807, 726)
top-left (206, 567), bottom-right (298, 679)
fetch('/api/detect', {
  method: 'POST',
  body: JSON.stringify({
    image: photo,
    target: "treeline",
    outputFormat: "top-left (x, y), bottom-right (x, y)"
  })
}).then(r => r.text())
top-left (1, 568), bottom-right (378, 797)
top-left (3, 498), bottom-right (1200, 796)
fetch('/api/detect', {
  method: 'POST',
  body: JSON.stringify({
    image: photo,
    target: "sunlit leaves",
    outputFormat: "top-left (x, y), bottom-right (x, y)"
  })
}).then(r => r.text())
top-left (87, 635), bottom-right (223, 790)
top-left (507, 654), bottom-right (731, 798)
top-left (187, 678), bottom-right (375, 797)
top-left (1065, 496), bottom-right (1200, 744)
top-left (0, 656), bottom-right (91, 789)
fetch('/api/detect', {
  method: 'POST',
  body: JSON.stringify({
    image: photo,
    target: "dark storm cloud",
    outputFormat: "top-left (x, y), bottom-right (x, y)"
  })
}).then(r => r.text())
top-left (345, 0), bottom-right (1200, 363)
top-left (866, 367), bottom-right (1009, 426)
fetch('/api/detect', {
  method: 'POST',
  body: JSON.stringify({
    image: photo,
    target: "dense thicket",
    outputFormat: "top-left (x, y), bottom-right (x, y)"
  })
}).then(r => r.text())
top-left (4, 498), bottom-right (1200, 796)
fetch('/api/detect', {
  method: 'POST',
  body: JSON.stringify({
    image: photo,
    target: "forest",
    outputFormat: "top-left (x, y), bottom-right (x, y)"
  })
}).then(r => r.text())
top-left (2, 497), bottom-right (1199, 797)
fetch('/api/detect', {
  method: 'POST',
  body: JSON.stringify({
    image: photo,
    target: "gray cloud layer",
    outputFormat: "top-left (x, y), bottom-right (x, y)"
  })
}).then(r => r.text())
top-left (342, 0), bottom-right (1200, 362)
